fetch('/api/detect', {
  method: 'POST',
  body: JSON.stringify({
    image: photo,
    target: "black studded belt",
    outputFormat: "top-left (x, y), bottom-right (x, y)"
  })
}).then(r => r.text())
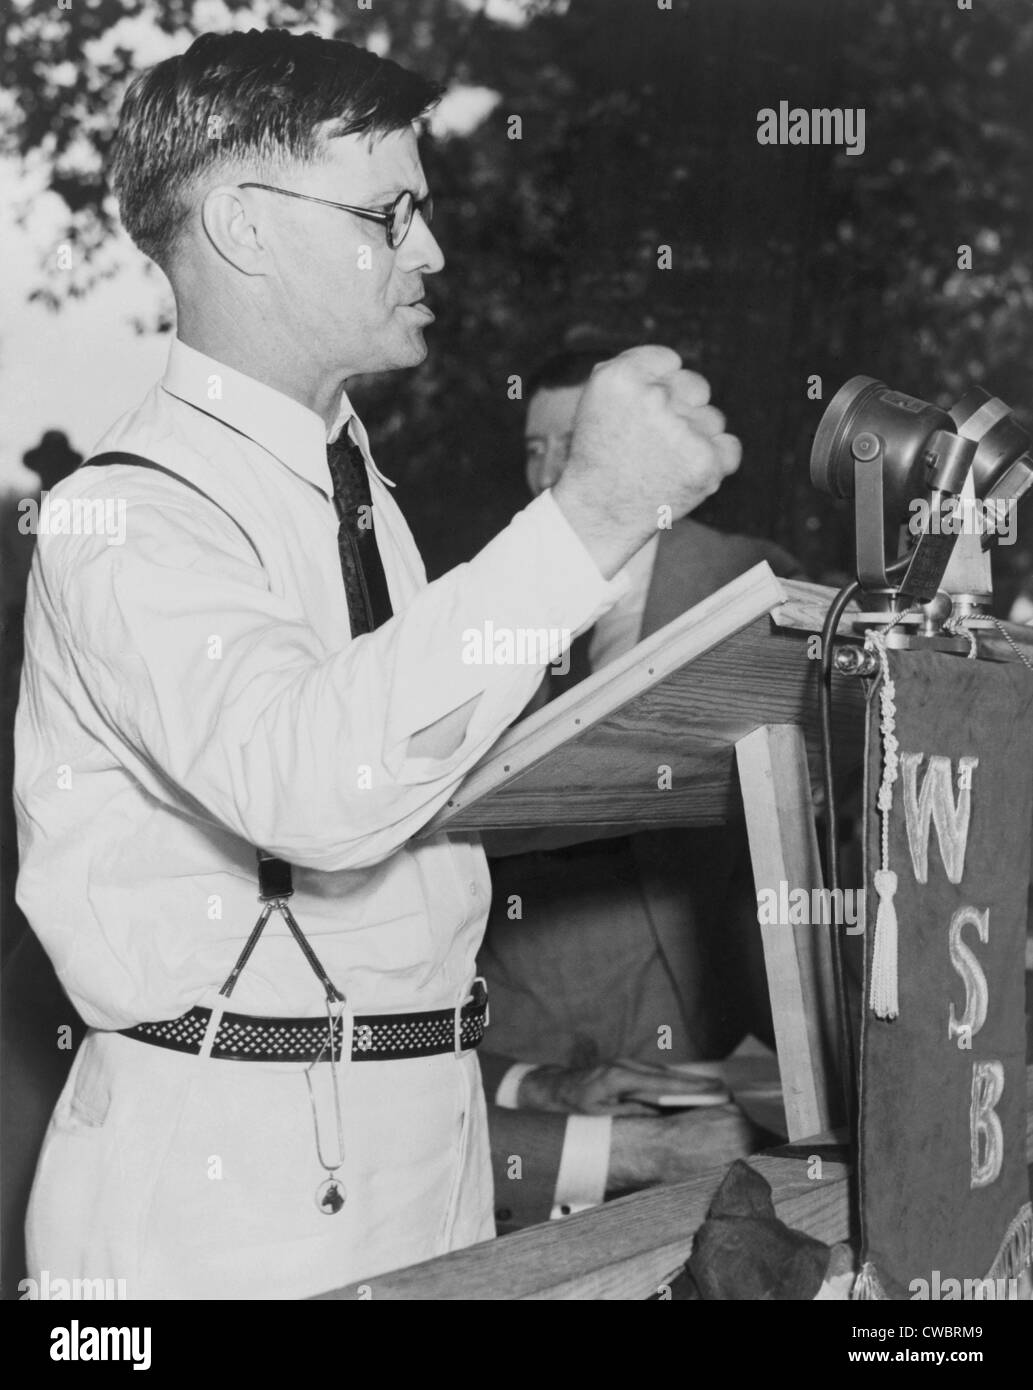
top-left (119, 981), bottom-right (489, 1063)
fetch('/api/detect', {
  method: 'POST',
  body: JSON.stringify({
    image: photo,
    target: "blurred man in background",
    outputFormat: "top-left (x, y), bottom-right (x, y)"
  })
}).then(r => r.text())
top-left (480, 345), bottom-right (804, 1229)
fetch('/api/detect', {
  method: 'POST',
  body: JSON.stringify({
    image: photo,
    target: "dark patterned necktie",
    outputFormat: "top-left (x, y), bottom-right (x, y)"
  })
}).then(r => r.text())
top-left (325, 429), bottom-right (394, 634)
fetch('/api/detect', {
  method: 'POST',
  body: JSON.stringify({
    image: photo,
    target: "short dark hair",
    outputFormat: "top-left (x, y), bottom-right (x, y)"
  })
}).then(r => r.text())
top-left (526, 344), bottom-right (627, 399)
top-left (110, 29), bottom-right (442, 268)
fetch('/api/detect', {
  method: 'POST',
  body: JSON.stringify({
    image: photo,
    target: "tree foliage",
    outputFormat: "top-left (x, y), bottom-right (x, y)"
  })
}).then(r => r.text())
top-left (3, 0), bottom-right (1033, 590)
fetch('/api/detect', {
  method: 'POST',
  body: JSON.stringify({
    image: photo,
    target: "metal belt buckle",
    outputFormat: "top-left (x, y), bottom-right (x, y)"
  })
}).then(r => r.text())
top-left (454, 976), bottom-right (489, 1054)
top-left (470, 976), bottom-right (489, 1028)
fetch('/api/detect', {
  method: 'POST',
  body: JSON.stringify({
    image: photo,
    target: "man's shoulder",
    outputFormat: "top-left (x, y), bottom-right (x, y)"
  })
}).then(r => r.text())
top-left (88, 382), bottom-right (165, 459)
top-left (87, 385), bottom-right (209, 479)
top-left (32, 389), bottom-right (259, 594)
top-left (80, 388), bottom-right (264, 540)
top-left (666, 515), bottom-right (804, 579)
top-left (38, 389), bottom-right (218, 547)
top-left (639, 516), bottom-right (807, 638)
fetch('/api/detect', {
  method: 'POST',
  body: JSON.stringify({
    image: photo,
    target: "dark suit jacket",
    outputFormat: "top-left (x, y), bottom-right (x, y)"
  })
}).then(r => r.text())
top-left (482, 519), bottom-right (804, 1229)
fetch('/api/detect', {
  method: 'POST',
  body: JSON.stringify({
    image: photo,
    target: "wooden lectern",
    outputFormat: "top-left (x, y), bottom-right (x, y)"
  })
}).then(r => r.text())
top-left (316, 564), bottom-right (1033, 1299)
top-left (427, 562), bottom-right (860, 1141)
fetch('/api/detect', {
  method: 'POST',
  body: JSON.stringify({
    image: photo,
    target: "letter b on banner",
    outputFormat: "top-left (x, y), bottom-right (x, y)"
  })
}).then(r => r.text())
top-left (970, 1060), bottom-right (1004, 1188)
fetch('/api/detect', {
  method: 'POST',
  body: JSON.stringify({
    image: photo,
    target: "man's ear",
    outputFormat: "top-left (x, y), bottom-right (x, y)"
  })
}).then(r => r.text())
top-left (200, 185), bottom-right (268, 275)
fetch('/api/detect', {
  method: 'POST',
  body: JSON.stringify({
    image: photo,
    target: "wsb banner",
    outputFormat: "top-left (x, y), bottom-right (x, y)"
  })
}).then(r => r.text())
top-left (856, 648), bottom-right (1033, 1300)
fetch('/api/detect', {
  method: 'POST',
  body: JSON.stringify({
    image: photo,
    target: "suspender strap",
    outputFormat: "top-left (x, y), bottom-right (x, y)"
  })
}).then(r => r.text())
top-left (81, 452), bottom-right (262, 564)
top-left (268, 900), bottom-right (345, 1004)
top-left (81, 450), bottom-right (309, 973)
top-left (218, 902), bottom-right (276, 1000)
top-left (217, 896), bottom-right (345, 1006)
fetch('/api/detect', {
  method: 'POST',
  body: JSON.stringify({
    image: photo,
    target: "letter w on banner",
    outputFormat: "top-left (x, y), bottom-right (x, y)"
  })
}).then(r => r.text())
top-left (856, 648), bottom-right (1033, 1299)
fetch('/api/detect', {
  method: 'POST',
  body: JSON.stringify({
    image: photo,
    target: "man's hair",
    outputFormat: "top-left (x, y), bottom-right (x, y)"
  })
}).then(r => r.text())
top-left (526, 344), bottom-right (627, 399)
top-left (110, 29), bottom-right (442, 268)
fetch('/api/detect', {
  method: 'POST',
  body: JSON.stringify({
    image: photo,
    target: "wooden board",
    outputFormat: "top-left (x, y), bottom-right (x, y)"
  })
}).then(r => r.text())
top-left (424, 572), bottom-right (867, 835)
top-left (737, 724), bottom-right (843, 1140)
top-left (769, 578), bottom-right (862, 635)
top-left (315, 1152), bottom-right (852, 1302)
top-left (315, 1066), bottom-right (1033, 1301)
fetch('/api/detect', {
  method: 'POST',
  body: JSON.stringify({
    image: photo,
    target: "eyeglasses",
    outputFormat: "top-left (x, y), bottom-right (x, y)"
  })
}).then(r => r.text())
top-left (238, 183), bottom-right (433, 250)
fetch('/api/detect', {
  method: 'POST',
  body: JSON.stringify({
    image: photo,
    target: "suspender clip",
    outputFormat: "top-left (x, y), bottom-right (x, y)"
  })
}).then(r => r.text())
top-left (257, 850), bottom-right (294, 902)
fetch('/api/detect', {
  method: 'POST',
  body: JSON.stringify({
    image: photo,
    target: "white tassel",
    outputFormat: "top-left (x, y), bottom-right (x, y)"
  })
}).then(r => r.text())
top-left (852, 1262), bottom-right (888, 1300)
top-left (865, 622), bottom-right (909, 1021)
top-left (869, 868), bottom-right (899, 1020)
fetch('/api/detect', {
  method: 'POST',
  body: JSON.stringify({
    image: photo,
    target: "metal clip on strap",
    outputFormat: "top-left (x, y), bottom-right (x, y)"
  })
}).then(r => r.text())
top-left (218, 852), bottom-right (345, 1005)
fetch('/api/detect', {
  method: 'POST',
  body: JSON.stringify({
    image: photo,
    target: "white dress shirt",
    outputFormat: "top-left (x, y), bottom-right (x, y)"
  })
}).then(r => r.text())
top-left (14, 339), bottom-right (625, 1031)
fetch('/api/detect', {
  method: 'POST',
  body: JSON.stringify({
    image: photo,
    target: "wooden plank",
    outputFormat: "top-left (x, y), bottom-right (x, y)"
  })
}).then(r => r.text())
top-left (769, 578), bottom-right (861, 636)
top-left (422, 562), bottom-right (788, 836)
top-left (316, 1065), bottom-right (1033, 1300)
top-left (314, 1151), bottom-right (851, 1302)
top-left (426, 580), bottom-right (866, 835)
top-left (735, 725), bottom-right (842, 1140)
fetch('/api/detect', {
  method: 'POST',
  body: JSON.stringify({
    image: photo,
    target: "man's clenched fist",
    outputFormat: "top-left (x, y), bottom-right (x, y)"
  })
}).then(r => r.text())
top-left (551, 345), bottom-right (741, 578)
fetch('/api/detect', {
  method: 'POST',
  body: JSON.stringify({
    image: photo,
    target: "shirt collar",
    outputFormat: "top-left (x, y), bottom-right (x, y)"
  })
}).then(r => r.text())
top-left (162, 339), bottom-right (396, 497)
top-left (327, 396), bottom-right (396, 490)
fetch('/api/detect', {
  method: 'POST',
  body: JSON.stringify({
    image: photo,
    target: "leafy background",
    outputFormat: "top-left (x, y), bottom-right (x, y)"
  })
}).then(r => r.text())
top-left (3, 0), bottom-right (1032, 585)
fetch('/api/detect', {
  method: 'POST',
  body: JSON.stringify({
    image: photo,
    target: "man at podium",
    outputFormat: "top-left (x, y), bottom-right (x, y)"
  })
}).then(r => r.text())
top-left (13, 30), bottom-right (747, 1298)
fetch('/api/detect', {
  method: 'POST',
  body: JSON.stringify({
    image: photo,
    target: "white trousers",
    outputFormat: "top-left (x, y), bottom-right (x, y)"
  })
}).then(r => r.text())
top-left (27, 1028), bottom-right (494, 1299)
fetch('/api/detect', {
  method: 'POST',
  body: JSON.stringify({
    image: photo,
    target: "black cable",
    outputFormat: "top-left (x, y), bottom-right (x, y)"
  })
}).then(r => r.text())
top-left (819, 577), bottom-right (862, 1141)
top-left (819, 560), bottom-right (911, 1144)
